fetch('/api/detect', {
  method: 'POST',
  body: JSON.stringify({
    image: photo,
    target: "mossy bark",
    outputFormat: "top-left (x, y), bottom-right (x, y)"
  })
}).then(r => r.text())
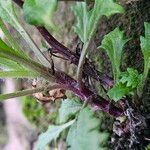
top-left (94, 0), bottom-right (150, 149)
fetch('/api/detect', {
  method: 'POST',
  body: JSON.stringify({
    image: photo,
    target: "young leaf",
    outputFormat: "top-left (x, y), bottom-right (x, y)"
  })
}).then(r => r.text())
top-left (99, 28), bottom-right (129, 81)
top-left (67, 108), bottom-right (109, 150)
top-left (59, 98), bottom-right (82, 123)
top-left (108, 68), bottom-right (141, 101)
top-left (72, 0), bottom-right (124, 43)
top-left (73, 0), bottom-right (124, 84)
top-left (23, 0), bottom-right (57, 30)
top-left (36, 119), bottom-right (75, 150)
top-left (140, 22), bottom-right (150, 81)
top-left (72, 2), bottom-right (89, 43)
top-left (0, 0), bottom-right (51, 68)
top-left (120, 68), bottom-right (141, 88)
top-left (108, 83), bottom-right (130, 102)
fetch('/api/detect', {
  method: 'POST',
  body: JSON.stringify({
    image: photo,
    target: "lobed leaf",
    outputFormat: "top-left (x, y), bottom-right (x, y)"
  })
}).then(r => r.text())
top-left (120, 68), bottom-right (141, 88)
top-left (108, 83), bottom-right (130, 102)
top-left (108, 68), bottom-right (141, 101)
top-left (73, 0), bottom-right (124, 82)
top-left (99, 28), bottom-right (129, 81)
top-left (67, 108), bottom-right (109, 150)
top-left (36, 119), bottom-right (75, 150)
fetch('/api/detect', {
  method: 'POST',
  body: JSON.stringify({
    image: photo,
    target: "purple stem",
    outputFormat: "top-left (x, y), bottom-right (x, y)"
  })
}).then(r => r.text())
top-left (55, 71), bottom-right (123, 117)
top-left (37, 27), bottom-right (114, 89)
top-left (13, 0), bottom-right (124, 117)
top-left (13, 0), bottom-right (113, 90)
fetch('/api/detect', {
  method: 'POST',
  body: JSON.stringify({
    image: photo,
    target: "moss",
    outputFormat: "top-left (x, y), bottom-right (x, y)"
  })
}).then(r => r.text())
top-left (93, 1), bottom-right (150, 149)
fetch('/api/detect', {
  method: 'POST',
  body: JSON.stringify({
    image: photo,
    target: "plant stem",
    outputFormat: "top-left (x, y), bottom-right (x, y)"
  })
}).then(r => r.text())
top-left (37, 27), bottom-right (113, 89)
top-left (13, 0), bottom-right (113, 90)
top-left (11, 0), bottom-right (124, 117)
top-left (55, 71), bottom-right (123, 117)
top-left (0, 70), bottom-right (39, 78)
top-left (1, 41), bottom-right (123, 117)
top-left (0, 84), bottom-right (63, 101)
top-left (77, 41), bottom-right (91, 88)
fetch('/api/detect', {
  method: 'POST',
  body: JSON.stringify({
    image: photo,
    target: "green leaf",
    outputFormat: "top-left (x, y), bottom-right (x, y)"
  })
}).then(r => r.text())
top-left (67, 108), bottom-right (109, 150)
top-left (72, 0), bottom-right (124, 43)
top-left (72, 2), bottom-right (88, 42)
top-left (0, 41), bottom-right (36, 79)
top-left (140, 22), bottom-right (150, 81)
top-left (108, 83), bottom-right (130, 102)
top-left (0, 38), bottom-right (27, 59)
top-left (59, 98), bottom-right (82, 123)
top-left (99, 28), bottom-right (129, 81)
top-left (73, 0), bottom-right (124, 82)
top-left (0, 39), bottom-right (34, 70)
top-left (36, 119), bottom-right (75, 150)
top-left (0, 56), bottom-right (23, 69)
top-left (0, 0), bottom-right (51, 68)
top-left (0, 49), bottom-right (38, 78)
top-left (0, 18), bottom-right (23, 52)
top-left (0, 0), bottom-right (17, 27)
top-left (120, 68), bottom-right (141, 88)
top-left (0, 39), bottom-right (55, 81)
top-left (23, 0), bottom-right (57, 29)
top-left (108, 68), bottom-right (141, 101)
top-left (145, 144), bottom-right (150, 150)
top-left (0, 70), bottom-right (38, 78)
